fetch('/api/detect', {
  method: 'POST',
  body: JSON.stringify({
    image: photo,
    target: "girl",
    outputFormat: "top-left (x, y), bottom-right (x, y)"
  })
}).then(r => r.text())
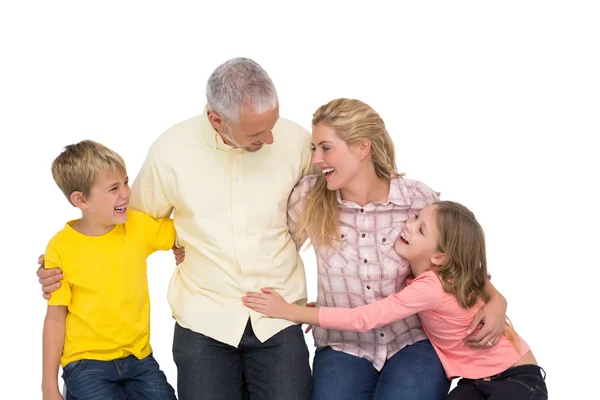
top-left (243, 201), bottom-right (548, 399)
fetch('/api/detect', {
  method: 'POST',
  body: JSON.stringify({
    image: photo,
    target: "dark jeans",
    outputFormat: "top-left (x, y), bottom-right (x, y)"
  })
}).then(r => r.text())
top-left (312, 339), bottom-right (450, 400)
top-left (62, 353), bottom-right (175, 400)
top-left (173, 319), bottom-right (312, 400)
top-left (446, 364), bottom-right (548, 400)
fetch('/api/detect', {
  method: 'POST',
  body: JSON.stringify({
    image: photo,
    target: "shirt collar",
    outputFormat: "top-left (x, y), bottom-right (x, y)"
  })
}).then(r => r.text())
top-left (335, 177), bottom-right (409, 208)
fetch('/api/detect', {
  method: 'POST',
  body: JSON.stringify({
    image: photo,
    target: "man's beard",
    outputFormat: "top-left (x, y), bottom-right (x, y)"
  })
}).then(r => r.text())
top-left (221, 127), bottom-right (259, 152)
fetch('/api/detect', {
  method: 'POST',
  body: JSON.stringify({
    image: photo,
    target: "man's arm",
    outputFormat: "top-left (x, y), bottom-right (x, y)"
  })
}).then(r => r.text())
top-left (42, 305), bottom-right (66, 399)
top-left (129, 150), bottom-right (174, 219)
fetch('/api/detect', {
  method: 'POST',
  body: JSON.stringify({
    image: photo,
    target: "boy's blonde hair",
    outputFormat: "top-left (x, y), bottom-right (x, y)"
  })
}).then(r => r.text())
top-left (51, 140), bottom-right (127, 205)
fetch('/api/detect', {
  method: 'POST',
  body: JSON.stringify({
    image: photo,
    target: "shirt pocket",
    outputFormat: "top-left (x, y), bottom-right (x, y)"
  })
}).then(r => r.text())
top-left (318, 227), bottom-right (355, 270)
top-left (376, 227), bottom-right (409, 276)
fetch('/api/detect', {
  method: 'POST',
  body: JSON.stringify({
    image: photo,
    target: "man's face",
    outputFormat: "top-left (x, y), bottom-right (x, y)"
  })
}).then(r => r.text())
top-left (211, 105), bottom-right (279, 152)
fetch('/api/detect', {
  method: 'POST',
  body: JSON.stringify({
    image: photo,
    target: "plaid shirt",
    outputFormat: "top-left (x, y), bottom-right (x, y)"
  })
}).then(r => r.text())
top-left (288, 175), bottom-right (439, 371)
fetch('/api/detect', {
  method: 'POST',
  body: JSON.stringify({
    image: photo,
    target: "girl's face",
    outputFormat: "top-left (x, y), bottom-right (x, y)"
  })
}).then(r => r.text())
top-left (310, 123), bottom-right (364, 191)
top-left (394, 205), bottom-right (443, 271)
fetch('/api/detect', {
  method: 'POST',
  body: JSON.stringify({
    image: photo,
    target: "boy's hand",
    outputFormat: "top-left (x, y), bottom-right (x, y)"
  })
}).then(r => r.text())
top-left (37, 254), bottom-right (63, 300)
top-left (42, 389), bottom-right (63, 400)
top-left (242, 288), bottom-right (291, 319)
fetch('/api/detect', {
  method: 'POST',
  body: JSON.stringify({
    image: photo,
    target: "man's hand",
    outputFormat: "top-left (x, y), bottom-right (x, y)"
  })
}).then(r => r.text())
top-left (37, 254), bottom-right (63, 300)
top-left (172, 246), bottom-right (185, 265)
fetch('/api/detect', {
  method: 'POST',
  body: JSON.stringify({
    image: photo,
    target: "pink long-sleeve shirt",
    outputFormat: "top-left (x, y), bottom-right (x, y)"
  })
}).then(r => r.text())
top-left (318, 270), bottom-right (530, 379)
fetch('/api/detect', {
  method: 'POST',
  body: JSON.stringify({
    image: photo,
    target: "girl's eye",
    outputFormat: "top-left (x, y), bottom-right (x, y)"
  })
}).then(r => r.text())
top-left (419, 227), bottom-right (424, 235)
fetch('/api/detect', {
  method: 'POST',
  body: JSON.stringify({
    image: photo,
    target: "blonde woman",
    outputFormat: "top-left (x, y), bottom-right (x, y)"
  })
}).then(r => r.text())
top-left (276, 99), bottom-right (507, 400)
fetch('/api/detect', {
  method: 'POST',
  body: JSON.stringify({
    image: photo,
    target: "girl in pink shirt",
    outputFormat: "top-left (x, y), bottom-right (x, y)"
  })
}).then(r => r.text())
top-left (243, 200), bottom-right (547, 400)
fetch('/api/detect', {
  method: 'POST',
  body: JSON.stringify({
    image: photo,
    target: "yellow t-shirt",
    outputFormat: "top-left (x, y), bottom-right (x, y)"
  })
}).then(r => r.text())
top-left (45, 210), bottom-right (175, 367)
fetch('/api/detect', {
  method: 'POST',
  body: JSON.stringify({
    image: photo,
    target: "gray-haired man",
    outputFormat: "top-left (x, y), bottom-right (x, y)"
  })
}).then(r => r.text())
top-left (38, 57), bottom-right (314, 400)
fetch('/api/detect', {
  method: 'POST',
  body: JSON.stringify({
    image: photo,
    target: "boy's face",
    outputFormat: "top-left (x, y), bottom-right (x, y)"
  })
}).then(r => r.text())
top-left (79, 170), bottom-right (131, 226)
top-left (394, 205), bottom-right (441, 272)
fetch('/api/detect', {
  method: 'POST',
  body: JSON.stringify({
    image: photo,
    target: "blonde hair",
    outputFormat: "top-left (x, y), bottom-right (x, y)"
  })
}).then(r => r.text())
top-left (433, 200), bottom-right (519, 348)
top-left (298, 99), bottom-right (403, 249)
top-left (51, 140), bottom-right (127, 205)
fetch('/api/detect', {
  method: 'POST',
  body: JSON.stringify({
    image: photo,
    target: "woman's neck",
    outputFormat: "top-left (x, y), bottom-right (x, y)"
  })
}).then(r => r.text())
top-left (339, 169), bottom-right (390, 207)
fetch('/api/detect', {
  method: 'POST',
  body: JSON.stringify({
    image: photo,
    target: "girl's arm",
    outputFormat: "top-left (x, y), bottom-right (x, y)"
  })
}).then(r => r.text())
top-left (42, 305), bottom-right (67, 399)
top-left (243, 273), bottom-right (443, 333)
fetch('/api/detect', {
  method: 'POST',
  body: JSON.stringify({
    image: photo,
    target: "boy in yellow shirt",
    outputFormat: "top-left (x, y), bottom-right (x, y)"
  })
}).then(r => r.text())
top-left (42, 140), bottom-right (177, 400)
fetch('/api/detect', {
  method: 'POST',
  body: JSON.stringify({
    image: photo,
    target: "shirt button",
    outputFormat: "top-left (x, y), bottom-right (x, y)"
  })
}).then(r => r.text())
top-left (364, 259), bottom-right (368, 263)
top-left (341, 234), bottom-right (345, 239)
top-left (366, 285), bottom-right (371, 290)
top-left (361, 233), bottom-right (366, 238)
top-left (380, 333), bottom-right (385, 337)
top-left (382, 238), bottom-right (386, 242)
top-left (360, 209), bottom-right (364, 213)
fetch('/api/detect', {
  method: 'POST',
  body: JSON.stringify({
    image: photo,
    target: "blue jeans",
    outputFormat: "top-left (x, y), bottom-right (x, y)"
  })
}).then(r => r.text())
top-left (62, 353), bottom-right (175, 400)
top-left (173, 319), bottom-right (312, 400)
top-left (313, 339), bottom-right (450, 400)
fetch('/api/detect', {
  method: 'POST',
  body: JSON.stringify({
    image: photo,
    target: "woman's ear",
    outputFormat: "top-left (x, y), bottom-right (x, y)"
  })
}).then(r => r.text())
top-left (430, 253), bottom-right (446, 266)
top-left (356, 139), bottom-right (372, 160)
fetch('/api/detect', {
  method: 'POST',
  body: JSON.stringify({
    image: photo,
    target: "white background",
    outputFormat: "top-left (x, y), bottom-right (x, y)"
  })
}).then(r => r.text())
top-left (1, 1), bottom-right (598, 399)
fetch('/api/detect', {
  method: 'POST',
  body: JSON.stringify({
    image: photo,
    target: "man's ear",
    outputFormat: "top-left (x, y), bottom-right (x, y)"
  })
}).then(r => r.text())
top-left (207, 111), bottom-right (228, 133)
top-left (70, 191), bottom-right (88, 210)
top-left (356, 139), bottom-right (372, 160)
top-left (430, 253), bottom-right (446, 266)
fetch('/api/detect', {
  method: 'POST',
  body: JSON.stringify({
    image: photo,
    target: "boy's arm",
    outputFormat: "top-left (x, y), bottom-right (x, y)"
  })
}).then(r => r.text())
top-left (42, 305), bottom-right (67, 396)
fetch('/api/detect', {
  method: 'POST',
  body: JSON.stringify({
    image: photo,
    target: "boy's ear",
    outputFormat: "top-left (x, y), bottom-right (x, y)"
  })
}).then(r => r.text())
top-left (70, 191), bottom-right (88, 210)
top-left (430, 253), bottom-right (446, 266)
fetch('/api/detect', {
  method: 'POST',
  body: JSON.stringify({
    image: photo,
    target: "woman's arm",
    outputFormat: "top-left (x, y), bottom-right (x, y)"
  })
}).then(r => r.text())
top-left (463, 278), bottom-right (508, 348)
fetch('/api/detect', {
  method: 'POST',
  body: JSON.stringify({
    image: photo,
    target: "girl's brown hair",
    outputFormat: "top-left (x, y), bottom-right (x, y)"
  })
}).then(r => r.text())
top-left (433, 201), bottom-right (519, 347)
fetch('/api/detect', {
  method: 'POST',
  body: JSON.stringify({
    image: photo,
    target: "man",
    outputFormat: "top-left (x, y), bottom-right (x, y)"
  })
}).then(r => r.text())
top-left (37, 57), bottom-right (314, 400)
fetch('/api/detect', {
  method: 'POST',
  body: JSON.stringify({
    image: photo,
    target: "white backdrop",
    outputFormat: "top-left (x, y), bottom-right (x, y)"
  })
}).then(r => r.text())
top-left (1, 1), bottom-right (598, 399)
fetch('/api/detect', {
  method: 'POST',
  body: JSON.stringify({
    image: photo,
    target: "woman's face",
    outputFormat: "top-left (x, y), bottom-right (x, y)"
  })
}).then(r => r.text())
top-left (311, 123), bottom-right (363, 191)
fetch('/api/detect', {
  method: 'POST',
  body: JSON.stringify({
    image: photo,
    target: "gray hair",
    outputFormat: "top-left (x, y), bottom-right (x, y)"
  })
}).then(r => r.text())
top-left (206, 57), bottom-right (278, 123)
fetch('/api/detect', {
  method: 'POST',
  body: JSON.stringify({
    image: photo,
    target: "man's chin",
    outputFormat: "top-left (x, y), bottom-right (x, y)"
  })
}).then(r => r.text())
top-left (244, 143), bottom-right (264, 152)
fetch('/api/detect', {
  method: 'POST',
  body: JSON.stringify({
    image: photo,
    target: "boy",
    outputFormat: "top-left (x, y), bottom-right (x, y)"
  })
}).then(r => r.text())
top-left (42, 140), bottom-right (176, 400)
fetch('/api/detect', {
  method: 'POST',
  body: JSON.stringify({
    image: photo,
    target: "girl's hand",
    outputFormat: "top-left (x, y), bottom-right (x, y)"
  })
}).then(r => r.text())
top-left (242, 288), bottom-right (292, 319)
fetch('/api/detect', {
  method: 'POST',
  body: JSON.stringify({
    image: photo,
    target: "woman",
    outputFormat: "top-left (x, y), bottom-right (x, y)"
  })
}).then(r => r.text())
top-left (285, 98), bottom-right (508, 400)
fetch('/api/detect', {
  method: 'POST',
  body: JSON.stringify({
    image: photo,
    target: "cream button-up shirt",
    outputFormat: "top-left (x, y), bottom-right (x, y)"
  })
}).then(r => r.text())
top-left (130, 109), bottom-right (314, 346)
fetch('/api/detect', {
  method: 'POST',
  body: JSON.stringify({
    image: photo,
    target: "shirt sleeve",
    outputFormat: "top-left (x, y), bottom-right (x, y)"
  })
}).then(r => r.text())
top-left (408, 180), bottom-right (440, 211)
top-left (45, 242), bottom-right (71, 307)
top-left (287, 175), bottom-right (317, 250)
top-left (130, 150), bottom-right (174, 219)
top-left (318, 273), bottom-right (444, 333)
top-left (138, 213), bottom-right (176, 252)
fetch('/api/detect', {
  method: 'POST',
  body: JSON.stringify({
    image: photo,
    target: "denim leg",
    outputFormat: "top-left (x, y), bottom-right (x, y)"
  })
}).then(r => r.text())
top-left (312, 347), bottom-right (379, 400)
top-left (172, 322), bottom-right (244, 400)
top-left (373, 339), bottom-right (450, 400)
top-left (241, 321), bottom-right (312, 400)
top-left (119, 354), bottom-right (176, 400)
top-left (62, 359), bottom-right (126, 400)
top-left (445, 379), bottom-right (484, 400)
